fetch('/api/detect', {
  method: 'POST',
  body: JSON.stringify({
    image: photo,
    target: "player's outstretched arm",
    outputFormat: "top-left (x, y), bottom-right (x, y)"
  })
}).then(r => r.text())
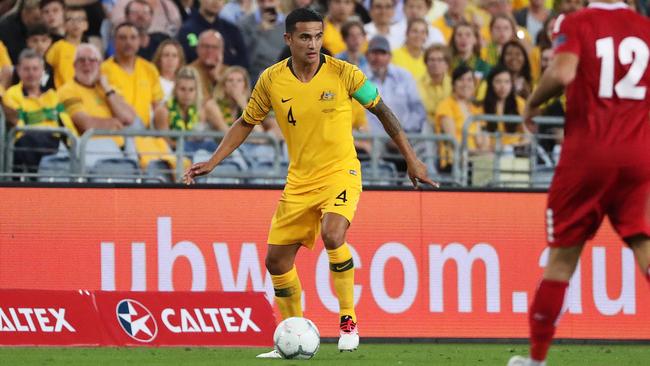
top-left (183, 117), bottom-right (255, 184)
top-left (368, 99), bottom-right (439, 189)
top-left (524, 52), bottom-right (578, 133)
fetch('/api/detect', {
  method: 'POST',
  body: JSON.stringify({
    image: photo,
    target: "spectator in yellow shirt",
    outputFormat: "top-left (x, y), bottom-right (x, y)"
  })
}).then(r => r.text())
top-left (435, 64), bottom-right (488, 171)
top-left (417, 44), bottom-right (452, 130)
top-left (323, 0), bottom-right (356, 55)
top-left (3, 49), bottom-right (71, 172)
top-left (481, 64), bottom-right (526, 150)
top-left (46, 6), bottom-right (88, 88)
top-left (392, 18), bottom-right (428, 80)
top-left (0, 40), bottom-right (12, 92)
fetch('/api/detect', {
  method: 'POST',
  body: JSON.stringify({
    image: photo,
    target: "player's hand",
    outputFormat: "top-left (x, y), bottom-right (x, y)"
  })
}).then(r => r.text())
top-left (183, 161), bottom-right (216, 185)
top-left (523, 102), bottom-right (540, 134)
top-left (407, 159), bottom-right (439, 189)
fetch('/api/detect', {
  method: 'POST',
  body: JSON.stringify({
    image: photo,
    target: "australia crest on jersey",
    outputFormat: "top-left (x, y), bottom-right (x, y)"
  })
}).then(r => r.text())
top-left (319, 90), bottom-right (335, 101)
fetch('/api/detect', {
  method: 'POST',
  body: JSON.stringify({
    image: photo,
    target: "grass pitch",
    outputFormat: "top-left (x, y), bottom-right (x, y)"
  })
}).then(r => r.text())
top-left (1, 343), bottom-right (648, 365)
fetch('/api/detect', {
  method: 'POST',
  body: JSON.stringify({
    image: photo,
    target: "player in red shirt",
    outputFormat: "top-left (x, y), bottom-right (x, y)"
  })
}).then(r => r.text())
top-left (509, 1), bottom-right (650, 365)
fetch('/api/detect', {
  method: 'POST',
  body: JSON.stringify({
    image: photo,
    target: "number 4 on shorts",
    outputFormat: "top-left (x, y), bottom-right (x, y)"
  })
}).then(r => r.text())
top-left (336, 190), bottom-right (347, 203)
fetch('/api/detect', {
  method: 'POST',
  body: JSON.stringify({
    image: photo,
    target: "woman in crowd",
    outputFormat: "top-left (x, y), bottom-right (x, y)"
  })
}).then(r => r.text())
top-left (483, 14), bottom-right (517, 67)
top-left (482, 64), bottom-right (526, 152)
top-left (155, 66), bottom-right (227, 153)
top-left (392, 18), bottom-right (428, 80)
top-left (499, 40), bottom-right (532, 99)
top-left (153, 39), bottom-right (185, 101)
top-left (450, 21), bottom-right (491, 82)
top-left (435, 65), bottom-right (488, 172)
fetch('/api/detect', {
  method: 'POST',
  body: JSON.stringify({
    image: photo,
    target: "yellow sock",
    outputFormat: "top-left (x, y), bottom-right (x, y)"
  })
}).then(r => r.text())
top-left (271, 266), bottom-right (303, 319)
top-left (327, 243), bottom-right (356, 322)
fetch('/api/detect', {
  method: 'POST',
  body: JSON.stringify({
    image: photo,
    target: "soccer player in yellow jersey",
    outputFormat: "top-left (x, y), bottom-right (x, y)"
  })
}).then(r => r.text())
top-left (183, 8), bottom-right (437, 358)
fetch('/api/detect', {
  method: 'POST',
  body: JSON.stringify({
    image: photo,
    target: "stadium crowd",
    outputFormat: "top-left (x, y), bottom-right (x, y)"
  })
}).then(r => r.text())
top-left (0, 0), bottom-right (646, 182)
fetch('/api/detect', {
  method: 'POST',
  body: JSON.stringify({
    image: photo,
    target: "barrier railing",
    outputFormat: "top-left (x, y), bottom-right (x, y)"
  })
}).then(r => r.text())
top-left (5, 126), bottom-right (80, 179)
top-left (460, 115), bottom-right (564, 187)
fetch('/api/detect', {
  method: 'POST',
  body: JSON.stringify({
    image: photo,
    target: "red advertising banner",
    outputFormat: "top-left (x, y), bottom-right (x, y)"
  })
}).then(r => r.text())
top-left (0, 187), bottom-right (648, 340)
top-left (94, 291), bottom-right (275, 346)
top-left (0, 289), bottom-right (104, 346)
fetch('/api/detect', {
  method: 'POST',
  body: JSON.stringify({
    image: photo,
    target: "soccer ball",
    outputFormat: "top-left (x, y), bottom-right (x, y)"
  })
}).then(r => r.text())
top-left (273, 317), bottom-right (320, 359)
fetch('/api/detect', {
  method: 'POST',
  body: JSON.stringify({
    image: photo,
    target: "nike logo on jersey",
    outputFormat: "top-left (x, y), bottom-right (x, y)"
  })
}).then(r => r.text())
top-left (334, 203), bottom-right (346, 207)
top-left (281, 98), bottom-right (293, 103)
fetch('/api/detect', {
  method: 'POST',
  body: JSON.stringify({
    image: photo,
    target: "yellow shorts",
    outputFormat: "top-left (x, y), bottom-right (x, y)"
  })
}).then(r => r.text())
top-left (267, 171), bottom-right (362, 249)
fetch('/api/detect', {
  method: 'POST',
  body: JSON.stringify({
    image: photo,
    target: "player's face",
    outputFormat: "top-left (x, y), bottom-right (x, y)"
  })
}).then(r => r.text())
top-left (344, 25), bottom-right (365, 52)
top-left (42, 2), bottom-right (64, 31)
top-left (404, 0), bottom-right (429, 20)
top-left (406, 22), bottom-right (428, 49)
top-left (160, 44), bottom-right (181, 76)
top-left (492, 71), bottom-right (512, 100)
top-left (115, 26), bottom-right (140, 58)
top-left (26, 35), bottom-right (52, 57)
top-left (285, 21), bottom-right (323, 65)
top-left (503, 45), bottom-right (525, 73)
top-left (425, 50), bottom-right (448, 78)
top-left (453, 71), bottom-right (475, 100)
top-left (18, 58), bottom-right (44, 89)
top-left (175, 78), bottom-right (197, 107)
top-left (491, 18), bottom-right (513, 46)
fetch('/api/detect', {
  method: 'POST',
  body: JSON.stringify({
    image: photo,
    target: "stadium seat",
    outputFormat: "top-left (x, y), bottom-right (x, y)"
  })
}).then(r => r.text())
top-left (83, 138), bottom-right (128, 168)
top-left (361, 160), bottom-right (398, 186)
top-left (247, 160), bottom-right (288, 185)
top-left (37, 154), bottom-right (72, 182)
top-left (239, 143), bottom-right (276, 166)
top-left (145, 159), bottom-right (173, 183)
top-left (88, 158), bottom-right (141, 183)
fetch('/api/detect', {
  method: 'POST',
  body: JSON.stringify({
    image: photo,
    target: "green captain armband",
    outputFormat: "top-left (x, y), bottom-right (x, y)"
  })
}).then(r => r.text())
top-left (352, 79), bottom-right (379, 107)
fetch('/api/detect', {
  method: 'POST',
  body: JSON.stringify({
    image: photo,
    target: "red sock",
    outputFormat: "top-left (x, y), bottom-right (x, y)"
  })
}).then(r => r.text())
top-left (529, 279), bottom-right (569, 362)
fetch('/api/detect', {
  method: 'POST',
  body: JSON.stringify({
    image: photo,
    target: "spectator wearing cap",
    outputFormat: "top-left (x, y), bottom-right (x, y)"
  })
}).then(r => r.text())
top-left (364, 35), bottom-right (426, 135)
top-left (176, 0), bottom-right (248, 67)
top-left (0, 0), bottom-right (42, 64)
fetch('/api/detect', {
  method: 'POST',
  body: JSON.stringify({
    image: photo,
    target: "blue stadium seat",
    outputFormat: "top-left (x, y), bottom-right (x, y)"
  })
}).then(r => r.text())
top-left (247, 160), bottom-right (288, 185)
top-left (145, 159), bottom-right (173, 183)
top-left (89, 158), bottom-right (141, 183)
top-left (37, 154), bottom-right (72, 182)
top-left (361, 160), bottom-right (398, 186)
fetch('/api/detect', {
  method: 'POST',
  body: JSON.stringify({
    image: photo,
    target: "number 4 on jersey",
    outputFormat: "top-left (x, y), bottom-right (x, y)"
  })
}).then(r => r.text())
top-left (287, 107), bottom-right (297, 126)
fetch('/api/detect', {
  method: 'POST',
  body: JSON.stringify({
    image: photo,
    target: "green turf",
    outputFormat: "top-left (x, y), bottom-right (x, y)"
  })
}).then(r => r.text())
top-left (0, 344), bottom-right (648, 365)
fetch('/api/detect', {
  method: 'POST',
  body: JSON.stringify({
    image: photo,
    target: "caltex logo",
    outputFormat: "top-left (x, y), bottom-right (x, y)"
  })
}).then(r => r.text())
top-left (116, 299), bottom-right (158, 342)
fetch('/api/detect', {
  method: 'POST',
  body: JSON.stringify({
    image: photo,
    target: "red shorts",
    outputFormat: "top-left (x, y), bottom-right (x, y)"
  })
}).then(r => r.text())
top-left (546, 163), bottom-right (650, 247)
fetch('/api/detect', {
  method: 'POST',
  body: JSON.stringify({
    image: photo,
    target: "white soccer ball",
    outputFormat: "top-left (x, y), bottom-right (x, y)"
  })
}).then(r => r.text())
top-left (273, 317), bottom-right (320, 359)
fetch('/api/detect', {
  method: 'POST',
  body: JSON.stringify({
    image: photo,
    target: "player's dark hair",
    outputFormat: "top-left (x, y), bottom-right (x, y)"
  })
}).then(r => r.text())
top-left (285, 7), bottom-right (323, 34)
top-left (483, 64), bottom-right (520, 133)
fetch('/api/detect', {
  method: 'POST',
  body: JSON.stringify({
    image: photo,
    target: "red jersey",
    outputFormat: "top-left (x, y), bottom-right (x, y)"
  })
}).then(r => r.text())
top-left (553, 2), bottom-right (650, 164)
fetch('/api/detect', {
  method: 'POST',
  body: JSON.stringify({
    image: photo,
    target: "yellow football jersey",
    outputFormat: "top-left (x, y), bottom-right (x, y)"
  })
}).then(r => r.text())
top-left (243, 54), bottom-right (379, 192)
